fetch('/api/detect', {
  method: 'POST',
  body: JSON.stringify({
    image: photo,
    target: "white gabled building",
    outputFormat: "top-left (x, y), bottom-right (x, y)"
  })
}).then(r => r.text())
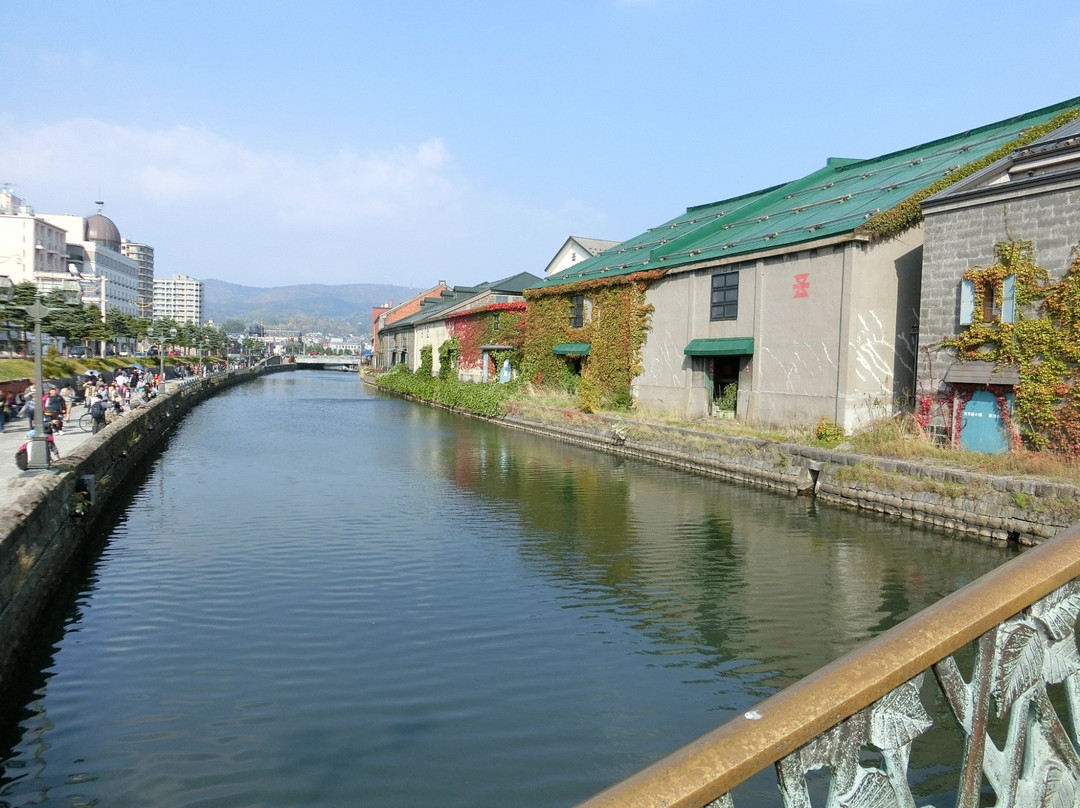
top-left (543, 236), bottom-right (621, 277)
top-left (153, 273), bottom-right (204, 324)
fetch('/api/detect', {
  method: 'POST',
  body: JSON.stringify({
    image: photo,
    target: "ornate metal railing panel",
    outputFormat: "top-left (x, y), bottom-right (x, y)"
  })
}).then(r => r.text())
top-left (574, 524), bottom-right (1080, 808)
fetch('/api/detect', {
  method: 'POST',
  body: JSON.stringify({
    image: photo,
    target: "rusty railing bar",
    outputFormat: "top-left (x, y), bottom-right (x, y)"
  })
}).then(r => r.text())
top-left (574, 523), bottom-right (1080, 808)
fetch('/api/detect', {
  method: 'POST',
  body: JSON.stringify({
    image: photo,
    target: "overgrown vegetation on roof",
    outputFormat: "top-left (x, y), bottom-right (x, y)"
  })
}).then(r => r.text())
top-left (855, 107), bottom-right (1080, 242)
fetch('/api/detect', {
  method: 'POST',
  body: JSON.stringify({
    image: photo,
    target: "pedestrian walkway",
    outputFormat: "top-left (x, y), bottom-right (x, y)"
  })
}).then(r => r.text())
top-left (0, 380), bottom-right (182, 512)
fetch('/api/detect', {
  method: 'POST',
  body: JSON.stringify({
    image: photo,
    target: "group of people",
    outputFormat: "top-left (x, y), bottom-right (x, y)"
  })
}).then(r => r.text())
top-left (3, 367), bottom-right (164, 438)
top-left (80, 368), bottom-right (162, 433)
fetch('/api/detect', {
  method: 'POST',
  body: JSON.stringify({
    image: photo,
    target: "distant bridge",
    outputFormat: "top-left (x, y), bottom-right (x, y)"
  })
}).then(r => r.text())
top-left (291, 355), bottom-right (362, 369)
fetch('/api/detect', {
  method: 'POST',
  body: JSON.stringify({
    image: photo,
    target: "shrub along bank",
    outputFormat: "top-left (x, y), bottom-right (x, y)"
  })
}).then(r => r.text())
top-left (374, 364), bottom-right (520, 417)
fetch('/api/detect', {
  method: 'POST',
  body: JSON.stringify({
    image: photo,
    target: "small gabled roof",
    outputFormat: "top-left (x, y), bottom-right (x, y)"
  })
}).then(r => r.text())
top-left (387, 272), bottom-right (542, 329)
top-left (544, 235), bottom-right (623, 277)
top-left (532, 97), bottom-right (1080, 291)
top-left (573, 236), bottom-right (620, 256)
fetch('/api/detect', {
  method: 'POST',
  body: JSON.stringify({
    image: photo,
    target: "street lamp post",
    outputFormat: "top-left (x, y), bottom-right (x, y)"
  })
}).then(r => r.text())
top-left (0, 276), bottom-right (83, 469)
top-left (147, 324), bottom-right (176, 388)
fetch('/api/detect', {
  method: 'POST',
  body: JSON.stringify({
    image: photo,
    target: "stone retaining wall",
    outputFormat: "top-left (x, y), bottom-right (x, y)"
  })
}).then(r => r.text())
top-left (0, 364), bottom-right (286, 693)
top-left (497, 408), bottom-right (1080, 546)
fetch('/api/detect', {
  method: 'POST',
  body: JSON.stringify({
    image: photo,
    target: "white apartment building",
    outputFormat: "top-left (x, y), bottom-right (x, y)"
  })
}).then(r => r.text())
top-left (40, 211), bottom-right (141, 316)
top-left (154, 273), bottom-right (204, 324)
top-left (0, 188), bottom-right (69, 285)
top-left (121, 239), bottom-right (155, 319)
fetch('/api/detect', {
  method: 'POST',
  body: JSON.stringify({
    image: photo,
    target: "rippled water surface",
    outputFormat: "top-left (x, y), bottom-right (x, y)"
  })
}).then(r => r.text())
top-left (0, 372), bottom-right (1017, 807)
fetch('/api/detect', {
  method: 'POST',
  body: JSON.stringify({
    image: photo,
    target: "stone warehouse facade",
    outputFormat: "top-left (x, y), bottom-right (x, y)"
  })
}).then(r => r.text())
top-left (918, 118), bottom-right (1080, 394)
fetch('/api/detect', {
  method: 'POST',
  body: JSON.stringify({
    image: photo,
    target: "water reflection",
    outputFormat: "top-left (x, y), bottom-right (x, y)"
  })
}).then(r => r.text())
top-left (0, 372), bottom-right (1017, 808)
top-left (419, 407), bottom-right (1013, 693)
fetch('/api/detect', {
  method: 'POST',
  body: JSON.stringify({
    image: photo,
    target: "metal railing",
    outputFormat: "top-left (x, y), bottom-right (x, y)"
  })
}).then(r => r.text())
top-left (575, 523), bottom-right (1080, 808)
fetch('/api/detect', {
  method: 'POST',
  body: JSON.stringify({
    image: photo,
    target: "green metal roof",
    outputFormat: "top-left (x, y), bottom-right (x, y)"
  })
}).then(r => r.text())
top-left (531, 97), bottom-right (1080, 291)
top-left (684, 337), bottom-right (754, 356)
top-left (552, 342), bottom-right (591, 355)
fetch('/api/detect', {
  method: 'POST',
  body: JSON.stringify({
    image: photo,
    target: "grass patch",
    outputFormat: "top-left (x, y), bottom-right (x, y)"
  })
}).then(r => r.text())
top-left (846, 415), bottom-right (1080, 486)
top-left (830, 462), bottom-right (984, 499)
top-left (0, 356), bottom-right (198, 384)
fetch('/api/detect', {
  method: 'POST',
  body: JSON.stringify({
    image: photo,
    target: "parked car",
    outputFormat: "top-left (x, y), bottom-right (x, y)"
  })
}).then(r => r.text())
top-left (69, 346), bottom-right (89, 358)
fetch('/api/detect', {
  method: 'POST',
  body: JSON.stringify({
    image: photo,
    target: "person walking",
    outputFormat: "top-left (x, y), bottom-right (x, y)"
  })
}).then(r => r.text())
top-left (19, 385), bottom-right (35, 429)
top-left (89, 392), bottom-right (108, 434)
top-left (44, 387), bottom-right (67, 435)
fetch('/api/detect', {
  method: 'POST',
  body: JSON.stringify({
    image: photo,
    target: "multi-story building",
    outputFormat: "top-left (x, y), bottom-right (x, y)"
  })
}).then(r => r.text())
top-left (153, 273), bottom-right (204, 324)
top-left (40, 210), bottom-right (141, 316)
top-left (0, 188), bottom-right (69, 285)
top-left (121, 239), bottom-right (155, 319)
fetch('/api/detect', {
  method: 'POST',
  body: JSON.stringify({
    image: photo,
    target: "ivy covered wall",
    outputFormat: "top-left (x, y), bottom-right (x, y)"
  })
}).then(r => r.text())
top-left (522, 271), bottom-right (660, 412)
top-left (446, 302), bottom-right (526, 381)
top-left (934, 240), bottom-right (1080, 453)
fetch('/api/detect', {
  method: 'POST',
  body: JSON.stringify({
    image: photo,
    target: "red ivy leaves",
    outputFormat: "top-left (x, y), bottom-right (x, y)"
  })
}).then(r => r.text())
top-left (447, 303), bottom-right (526, 370)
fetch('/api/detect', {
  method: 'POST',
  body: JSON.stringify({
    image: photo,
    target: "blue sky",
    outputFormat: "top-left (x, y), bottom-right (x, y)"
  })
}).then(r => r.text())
top-left (3, 0), bottom-right (1080, 289)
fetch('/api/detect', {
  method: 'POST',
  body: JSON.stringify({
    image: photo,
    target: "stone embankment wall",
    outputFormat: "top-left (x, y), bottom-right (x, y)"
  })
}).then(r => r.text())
top-left (0, 363), bottom-right (291, 693)
top-left (496, 407), bottom-right (1080, 547)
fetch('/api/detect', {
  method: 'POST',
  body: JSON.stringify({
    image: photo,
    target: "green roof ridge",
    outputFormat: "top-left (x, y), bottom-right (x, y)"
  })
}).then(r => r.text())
top-left (649, 164), bottom-right (845, 265)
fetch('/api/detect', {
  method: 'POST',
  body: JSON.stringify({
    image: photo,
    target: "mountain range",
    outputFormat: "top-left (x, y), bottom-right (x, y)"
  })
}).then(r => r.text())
top-left (202, 279), bottom-right (423, 335)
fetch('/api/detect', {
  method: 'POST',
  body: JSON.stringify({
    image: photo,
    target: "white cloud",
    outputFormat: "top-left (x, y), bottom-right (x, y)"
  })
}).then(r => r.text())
top-left (0, 118), bottom-right (472, 286)
top-left (0, 117), bottom-right (610, 289)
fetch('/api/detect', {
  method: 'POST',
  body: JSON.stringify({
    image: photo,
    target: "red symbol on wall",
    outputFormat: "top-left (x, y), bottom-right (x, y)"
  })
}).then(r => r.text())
top-left (793, 273), bottom-right (810, 298)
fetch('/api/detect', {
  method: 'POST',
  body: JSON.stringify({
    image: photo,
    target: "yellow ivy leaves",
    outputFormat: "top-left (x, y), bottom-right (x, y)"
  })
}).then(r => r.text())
top-left (523, 274), bottom-right (656, 412)
top-left (942, 240), bottom-right (1080, 451)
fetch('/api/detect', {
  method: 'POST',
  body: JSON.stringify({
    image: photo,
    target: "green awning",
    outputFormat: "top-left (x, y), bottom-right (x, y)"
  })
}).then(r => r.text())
top-left (552, 342), bottom-right (591, 356)
top-left (684, 337), bottom-right (755, 356)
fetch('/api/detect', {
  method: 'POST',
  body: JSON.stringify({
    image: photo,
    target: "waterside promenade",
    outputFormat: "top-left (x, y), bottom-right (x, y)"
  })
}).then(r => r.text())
top-left (0, 380), bottom-right (180, 512)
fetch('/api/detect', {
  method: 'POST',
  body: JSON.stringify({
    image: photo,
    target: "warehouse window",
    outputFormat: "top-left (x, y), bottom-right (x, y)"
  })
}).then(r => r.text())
top-left (710, 271), bottom-right (739, 321)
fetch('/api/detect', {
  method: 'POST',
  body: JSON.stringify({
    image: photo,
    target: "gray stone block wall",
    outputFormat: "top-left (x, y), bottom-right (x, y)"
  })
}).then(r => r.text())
top-left (494, 407), bottom-right (1080, 545)
top-left (918, 188), bottom-right (1080, 395)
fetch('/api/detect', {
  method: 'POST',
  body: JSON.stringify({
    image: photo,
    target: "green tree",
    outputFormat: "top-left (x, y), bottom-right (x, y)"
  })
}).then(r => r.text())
top-left (242, 337), bottom-right (266, 358)
top-left (41, 289), bottom-right (91, 342)
top-left (0, 282), bottom-right (37, 353)
top-left (132, 317), bottom-right (153, 339)
top-left (105, 308), bottom-right (138, 342)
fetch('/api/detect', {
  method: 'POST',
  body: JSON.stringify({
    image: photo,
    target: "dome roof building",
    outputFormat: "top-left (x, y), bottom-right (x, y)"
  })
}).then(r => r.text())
top-left (85, 213), bottom-right (121, 251)
top-left (40, 208), bottom-right (141, 318)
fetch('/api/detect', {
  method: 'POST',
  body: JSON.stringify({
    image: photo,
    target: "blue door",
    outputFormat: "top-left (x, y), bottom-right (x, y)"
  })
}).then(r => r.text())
top-left (959, 389), bottom-right (1013, 453)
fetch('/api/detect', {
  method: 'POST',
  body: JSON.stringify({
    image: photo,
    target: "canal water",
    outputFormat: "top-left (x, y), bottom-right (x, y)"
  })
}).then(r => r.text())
top-left (0, 371), bottom-right (1017, 807)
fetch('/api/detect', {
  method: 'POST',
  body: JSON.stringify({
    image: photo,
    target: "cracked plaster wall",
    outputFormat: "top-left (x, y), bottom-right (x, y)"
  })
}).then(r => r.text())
top-left (636, 235), bottom-right (921, 432)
